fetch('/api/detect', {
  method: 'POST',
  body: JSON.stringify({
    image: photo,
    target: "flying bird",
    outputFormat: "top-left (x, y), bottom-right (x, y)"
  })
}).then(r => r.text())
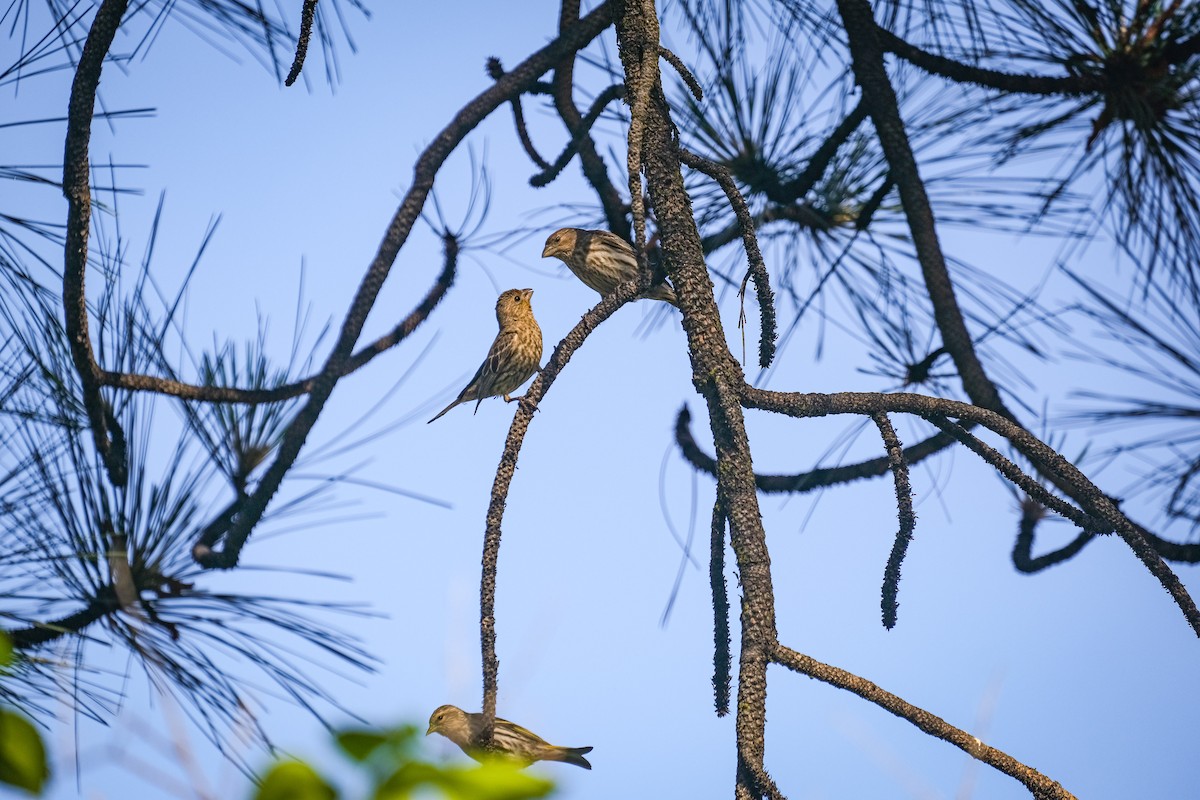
top-left (542, 227), bottom-right (679, 307)
top-left (426, 704), bottom-right (593, 769)
top-left (427, 288), bottom-right (543, 423)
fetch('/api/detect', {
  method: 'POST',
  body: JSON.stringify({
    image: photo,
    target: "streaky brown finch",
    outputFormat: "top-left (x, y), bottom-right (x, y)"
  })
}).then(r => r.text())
top-left (542, 227), bottom-right (679, 307)
top-left (427, 288), bottom-right (543, 423)
top-left (426, 704), bottom-right (593, 770)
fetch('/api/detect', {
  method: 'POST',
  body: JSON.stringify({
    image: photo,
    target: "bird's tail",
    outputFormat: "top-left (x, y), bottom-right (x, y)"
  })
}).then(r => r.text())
top-left (427, 398), bottom-right (461, 424)
top-left (649, 283), bottom-right (679, 308)
top-left (553, 745), bottom-right (593, 770)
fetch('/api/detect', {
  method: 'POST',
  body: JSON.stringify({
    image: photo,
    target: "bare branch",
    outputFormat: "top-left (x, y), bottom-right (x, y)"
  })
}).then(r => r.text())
top-left (772, 643), bottom-right (1079, 800)
top-left (194, 2), bottom-right (617, 569)
top-left (678, 148), bottom-right (777, 368)
top-left (837, 0), bottom-right (1013, 418)
top-left (674, 404), bottom-right (963, 494)
top-left (63, 0), bottom-right (131, 486)
top-left (530, 84), bottom-right (626, 187)
top-left (742, 387), bottom-right (1200, 636)
top-left (873, 412), bottom-right (915, 630)
top-left (710, 496), bottom-right (731, 717)
top-left (1012, 500), bottom-right (1095, 574)
top-left (284, 0), bottom-right (319, 87)
top-left (479, 280), bottom-right (641, 742)
top-left (658, 44), bottom-right (702, 100)
top-left (875, 26), bottom-right (1102, 95)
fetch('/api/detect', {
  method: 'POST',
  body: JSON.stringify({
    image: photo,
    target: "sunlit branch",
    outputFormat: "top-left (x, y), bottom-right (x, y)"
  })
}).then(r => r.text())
top-left (479, 280), bottom-right (641, 742)
top-left (771, 643), bottom-right (1079, 800)
top-left (194, 2), bottom-right (616, 569)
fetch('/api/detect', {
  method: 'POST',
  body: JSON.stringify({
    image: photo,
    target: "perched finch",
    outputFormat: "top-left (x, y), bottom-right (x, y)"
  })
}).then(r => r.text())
top-left (427, 288), bottom-right (543, 423)
top-left (426, 704), bottom-right (593, 770)
top-left (541, 227), bottom-right (679, 307)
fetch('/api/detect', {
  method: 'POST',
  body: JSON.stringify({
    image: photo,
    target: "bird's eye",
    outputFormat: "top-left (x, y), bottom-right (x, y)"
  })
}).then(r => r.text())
top-left (436, 714), bottom-right (444, 721)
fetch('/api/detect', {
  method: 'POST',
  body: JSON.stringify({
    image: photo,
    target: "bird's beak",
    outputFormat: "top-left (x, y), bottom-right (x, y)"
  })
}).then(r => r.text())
top-left (425, 723), bottom-right (436, 736)
top-left (541, 242), bottom-right (555, 258)
top-left (522, 288), bottom-right (534, 301)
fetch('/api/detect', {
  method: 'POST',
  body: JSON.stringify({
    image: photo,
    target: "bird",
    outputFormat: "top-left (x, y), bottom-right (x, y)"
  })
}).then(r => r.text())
top-left (542, 227), bottom-right (679, 307)
top-left (427, 288), bottom-right (543, 423)
top-left (426, 704), bottom-right (593, 770)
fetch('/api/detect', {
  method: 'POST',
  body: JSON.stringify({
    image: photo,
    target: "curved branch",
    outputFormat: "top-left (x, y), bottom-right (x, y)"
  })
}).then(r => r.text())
top-left (105, 233), bottom-right (458, 403)
top-left (553, 0), bottom-right (629, 238)
top-left (772, 643), bottom-right (1079, 800)
top-left (678, 149), bottom-right (777, 369)
top-left (658, 44), bottom-right (702, 100)
top-left (8, 588), bottom-right (118, 649)
top-left (742, 387), bottom-right (1200, 636)
top-left (63, 0), bottom-right (130, 487)
top-left (194, 2), bottom-right (616, 569)
top-left (530, 84), bottom-right (625, 187)
top-left (873, 412), bottom-right (915, 630)
top-left (674, 404), bottom-right (962, 493)
top-left (875, 26), bottom-right (1101, 95)
top-left (284, 0), bottom-right (318, 87)
top-left (487, 58), bottom-right (553, 171)
top-left (479, 279), bottom-right (642, 742)
top-left (1012, 501), bottom-right (1095, 574)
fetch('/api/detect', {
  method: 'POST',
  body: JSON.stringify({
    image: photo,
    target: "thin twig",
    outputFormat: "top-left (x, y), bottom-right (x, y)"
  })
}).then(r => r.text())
top-left (674, 404), bottom-right (963, 494)
top-left (111, 234), bottom-right (457, 404)
top-left (678, 148), bottom-right (776, 368)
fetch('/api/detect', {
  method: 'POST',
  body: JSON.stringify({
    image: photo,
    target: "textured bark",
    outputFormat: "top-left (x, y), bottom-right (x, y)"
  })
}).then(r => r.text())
top-left (613, 2), bottom-right (779, 794)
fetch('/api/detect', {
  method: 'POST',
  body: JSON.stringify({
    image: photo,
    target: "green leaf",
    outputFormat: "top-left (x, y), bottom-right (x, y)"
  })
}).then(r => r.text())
top-left (438, 761), bottom-right (555, 800)
top-left (0, 708), bottom-right (49, 795)
top-left (0, 631), bottom-right (12, 670)
top-left (335, 730), bottom-right (389, 762)
top-left (255, 761), bottom-right (336, 800)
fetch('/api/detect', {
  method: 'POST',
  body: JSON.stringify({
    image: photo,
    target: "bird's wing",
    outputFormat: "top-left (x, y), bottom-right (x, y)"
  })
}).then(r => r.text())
top-left (472, 330), bottom-right (516, 403)
top-left (494, 717), bottom-right (550, 747)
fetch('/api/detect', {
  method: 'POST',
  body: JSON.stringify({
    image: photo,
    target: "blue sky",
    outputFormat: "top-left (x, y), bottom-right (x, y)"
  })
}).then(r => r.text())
top-left (5, 1), bottom-right (1199, 798)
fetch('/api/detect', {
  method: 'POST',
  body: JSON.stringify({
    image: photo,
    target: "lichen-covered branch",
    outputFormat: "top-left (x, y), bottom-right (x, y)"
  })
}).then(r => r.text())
top-left (742, 387), bottom-right (1200, 636)
top-left (110, 233), bottom-right (458, 404)
top-left (284, 0), bottom-right (319, 86)
top-left (710, 496), bottom-right (731, 717)
top-left (873, 412), bottom-right (915, 630)
top-left (479, 280), bottom-right (641, 741)
top-left (772, 643), bottom-right (1079, 800)
top-left (193, 1), bottom-right (616, 569)
top-left (678, 148), bottom-right (777, 369)
top-left (612, 3), bottom-right (780, 795)
top-left (674, 404), bottom-right (963, 494)
top-left (530, 84), bottom-right (626, 188)
top-left (63, 0), bottom-right (131, 487)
